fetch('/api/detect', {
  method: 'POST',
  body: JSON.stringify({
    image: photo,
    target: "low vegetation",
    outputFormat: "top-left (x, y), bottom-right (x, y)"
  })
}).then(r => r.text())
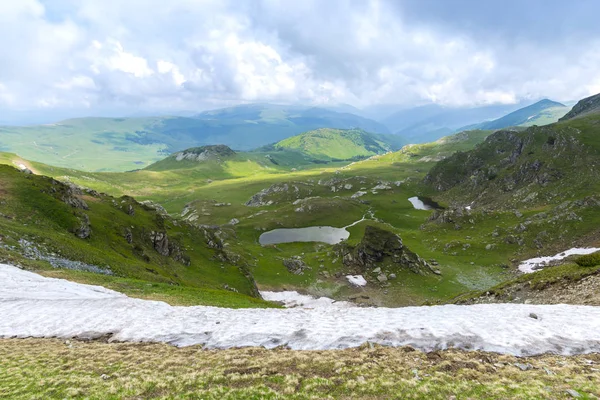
top-left (576, 252), bottom-right (600, 267)
top-left (1, 339), bottom-right (599, 400)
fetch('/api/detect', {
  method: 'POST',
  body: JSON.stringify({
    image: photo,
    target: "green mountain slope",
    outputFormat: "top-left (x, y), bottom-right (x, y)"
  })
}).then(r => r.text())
top-left (0, 164), bottom-right (272, 307)
top-left (271, 128), bottom-right (392, 161)
top-left (560, 92), bottom-right (600, 121)
top-left (0, 105), bottom-right (390, 172)
top-left (423, 111), bottom-right (600, 255)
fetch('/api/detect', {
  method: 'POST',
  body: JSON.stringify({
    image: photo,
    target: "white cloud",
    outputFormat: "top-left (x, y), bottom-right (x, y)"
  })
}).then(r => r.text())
top-left (88, 40), bottom-right (154, 78)
top-left (1, 0), bottom-right (600, 117)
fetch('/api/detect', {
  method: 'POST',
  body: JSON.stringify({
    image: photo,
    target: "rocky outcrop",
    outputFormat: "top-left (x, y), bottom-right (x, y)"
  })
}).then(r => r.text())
top-left (173, 145), bottom-right (235, 162)
top-left (150, 231), bottom-right (170, 256)
top-left (61, 183), bottom-right (89, 210)
top-left (245, 182), bottom-right (314, 207)
top-left (282, 257), bottom-right (311, 275)
top-left (337, 225), bottom-right (439, 275)
top-left (140, 200), bottom-right (168, 215)
top-left (148, 231), bottom-right (190, 266)
top-left (75, 214), bottom-right (91, 239)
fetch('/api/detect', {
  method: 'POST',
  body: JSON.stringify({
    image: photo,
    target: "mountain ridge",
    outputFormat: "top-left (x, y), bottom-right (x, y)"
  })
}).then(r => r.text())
top-left (560, 92), bottom-right (600, 121)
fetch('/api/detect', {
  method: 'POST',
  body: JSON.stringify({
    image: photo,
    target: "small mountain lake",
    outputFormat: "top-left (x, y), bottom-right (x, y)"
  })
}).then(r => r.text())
top-left (259, 226), bottom-right (350, 245)
top-left (408, 196), bottom-right (443, 211)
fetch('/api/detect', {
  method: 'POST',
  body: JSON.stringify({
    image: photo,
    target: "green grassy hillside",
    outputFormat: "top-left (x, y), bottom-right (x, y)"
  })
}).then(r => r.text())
top-left (560, 92), bottom-right (600, 121)
top-left (0, 164), bottom-right (276, 308)
top-left (272, 128), bottom-right (392, 161)
top-left (422, 113), bottom-right (600, 261)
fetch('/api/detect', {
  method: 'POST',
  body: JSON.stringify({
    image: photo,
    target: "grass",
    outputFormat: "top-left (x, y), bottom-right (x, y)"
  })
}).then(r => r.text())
top-left (38, 269), bottom-right (279, 308)
top-left (1, 339), bottom-right (599, 399)
top-left (0, 164), bottom-right (265, 305)
top-left (576, 252), bottom-right (600, 267)
top-left (452, 263), bottom-right (600, 303)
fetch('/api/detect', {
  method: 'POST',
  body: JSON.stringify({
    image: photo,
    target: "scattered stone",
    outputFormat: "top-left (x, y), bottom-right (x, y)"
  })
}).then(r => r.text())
top-left (228, 218), bottom-right (240, 225)
top-left (377, 273), bottom-right (388, 283)
top-left (566, 389), bottom-right (582, 398)
top-left (389, 273), bottom-right (397, 280)
top-left (529, 313), bottom-right (539, 320)
top-left (283, 257), bottom-right (311, 275)
top-left (17, 238), bottom-right (112, 275)
top-left (514, 363), bottom-right (533, 371)
top-left (124, 228), bottom-right (133, 244)
top-left (351, 191), bottom-right (367, 199)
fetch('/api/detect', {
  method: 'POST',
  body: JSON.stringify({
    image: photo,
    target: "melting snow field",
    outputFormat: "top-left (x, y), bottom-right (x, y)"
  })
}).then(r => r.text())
top-left (2, 264), bottom-right (600, 355)
top-left (518, 247), bottom-right (600, 273)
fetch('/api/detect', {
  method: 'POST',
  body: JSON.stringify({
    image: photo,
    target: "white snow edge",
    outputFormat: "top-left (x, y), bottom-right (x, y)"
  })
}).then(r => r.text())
top-left (518, 247), bottom-right (600, 273)
top-left (2, 264), bottom-right (600, 355)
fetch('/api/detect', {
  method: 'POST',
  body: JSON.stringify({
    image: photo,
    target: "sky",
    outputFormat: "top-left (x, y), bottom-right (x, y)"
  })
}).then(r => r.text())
top-left (1, 0), bottom-right (600, 122)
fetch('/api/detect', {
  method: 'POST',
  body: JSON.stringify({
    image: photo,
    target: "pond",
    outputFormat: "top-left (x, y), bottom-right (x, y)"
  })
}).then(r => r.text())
top-left (408, 196), bottom-right (443, 211)
top-left (259, 226), bottom-right (350, 245)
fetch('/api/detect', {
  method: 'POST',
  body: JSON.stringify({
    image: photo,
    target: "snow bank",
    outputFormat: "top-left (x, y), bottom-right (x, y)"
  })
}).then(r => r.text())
top-left (2, 264), bottom-right (600, 355)
top-left (346, 275), bottom-right (367, 287)
top-left (408, 196), bottom-right (431, 210)
top-left (260, 291), bottom-right (354, 309)
top-left (518, 247), bottom-right (600, 273)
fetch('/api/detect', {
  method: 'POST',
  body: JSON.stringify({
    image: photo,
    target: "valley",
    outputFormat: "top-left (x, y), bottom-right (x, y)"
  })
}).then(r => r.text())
top-left (1, 96), bottom-right (599, 308)
top-left (1, 96), bottom-right (600, 400)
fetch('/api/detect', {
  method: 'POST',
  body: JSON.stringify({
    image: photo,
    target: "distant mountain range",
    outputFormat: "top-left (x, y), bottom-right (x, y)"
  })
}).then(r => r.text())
top-left (381, 103), bottom-right (525, 143)
top-left (0, 105), bottom-right (390, 171)
top-left (377, 99), bottom-right (571, 144)
top-left (463, 99), bottom-right (569, 131)
top-left (0, 99), bottom-right (574, 172)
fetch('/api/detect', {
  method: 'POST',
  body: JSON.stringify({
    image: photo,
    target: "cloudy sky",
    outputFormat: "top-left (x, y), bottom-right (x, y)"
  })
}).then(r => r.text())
top-left (1, 0), bottom-right (600, 122)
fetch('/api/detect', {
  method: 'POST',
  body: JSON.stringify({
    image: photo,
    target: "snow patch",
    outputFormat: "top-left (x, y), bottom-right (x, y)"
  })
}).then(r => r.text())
top-left (3, 264), bottom-right (600, 355)
top-left (408, 197), bottom-right (432, 210)
top-left (518, 247), bottom-right (600, 273)
top-left (346, 275), bottom-right (367, 287)
top-left (260, 291), bottom-right (354, 309)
